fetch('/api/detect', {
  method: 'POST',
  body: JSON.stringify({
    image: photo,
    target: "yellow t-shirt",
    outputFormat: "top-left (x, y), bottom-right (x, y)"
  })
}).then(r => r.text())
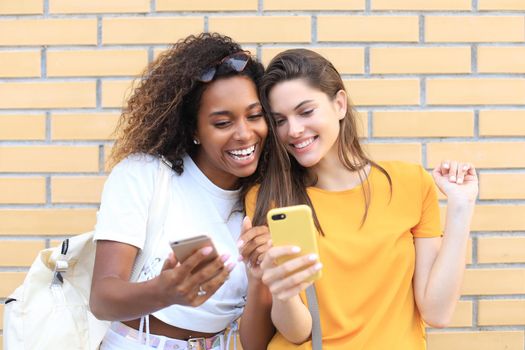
top-left (246, 161), bottom-right (442, 350)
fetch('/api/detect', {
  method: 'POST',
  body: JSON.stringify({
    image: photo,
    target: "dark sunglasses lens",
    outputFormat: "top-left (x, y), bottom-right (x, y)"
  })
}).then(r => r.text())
top-left (200, 67), bottom-right (216, 82)
top-left (227, 55), bottom-right (249, 72)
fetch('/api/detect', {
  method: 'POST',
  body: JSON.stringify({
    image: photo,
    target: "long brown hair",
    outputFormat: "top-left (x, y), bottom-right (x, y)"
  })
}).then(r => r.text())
top-left (250, 49), bottom-right (391, 233)
top-left (109, 33), bottom-right (265, 179)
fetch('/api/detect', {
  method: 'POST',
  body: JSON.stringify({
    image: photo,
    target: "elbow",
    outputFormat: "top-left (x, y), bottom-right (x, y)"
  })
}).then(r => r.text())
top-left (421, 312), bottom-right (452, 329)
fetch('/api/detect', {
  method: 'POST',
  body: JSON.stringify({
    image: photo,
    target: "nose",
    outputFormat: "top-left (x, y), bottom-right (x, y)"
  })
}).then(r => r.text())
top-left (287, 116), bottom-right (304, 138)
top-left (233, 119), bottom-right (253, 141)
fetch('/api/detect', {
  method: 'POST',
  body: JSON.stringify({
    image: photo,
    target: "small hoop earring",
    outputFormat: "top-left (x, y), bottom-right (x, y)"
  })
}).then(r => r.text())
top-left (193, 139), bottom-right (200, 145)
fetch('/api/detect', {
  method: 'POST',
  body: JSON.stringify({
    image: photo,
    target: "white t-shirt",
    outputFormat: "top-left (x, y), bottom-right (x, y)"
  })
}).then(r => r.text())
top-left (94, 153), bottom-right (247, 333)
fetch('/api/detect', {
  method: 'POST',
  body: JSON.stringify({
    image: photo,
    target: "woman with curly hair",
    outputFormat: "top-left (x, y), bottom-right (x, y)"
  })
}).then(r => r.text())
top-left (90, 33), bottom-right (273, 350)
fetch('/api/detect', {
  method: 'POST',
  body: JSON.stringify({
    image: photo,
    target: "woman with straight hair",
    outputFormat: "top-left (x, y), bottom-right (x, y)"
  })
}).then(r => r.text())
top-left (242, 49), bottom-right (478, 349)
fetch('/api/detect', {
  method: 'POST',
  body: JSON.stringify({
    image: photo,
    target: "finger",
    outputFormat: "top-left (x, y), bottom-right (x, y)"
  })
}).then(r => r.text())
top-left (237, 216), bottom-right (253, 248)
top-left (241, 233), bottom-right (271, 261)
top-left (456, 163), bottom-right (470, 184)
top-left (239, 225), bottom-right (269, 251)
top-left (270, 261), bottom-right (322, 296)
top-left (177, 246), bottom-right (217, 276)
top-left (276, 281), bottom-right (313, 301)
top-left (189, 253), bottom-right (233, 285)
top-left (193, 262), bottom-right (235, 304)
top-left (448, 161), bottom-right (458, 183)
top-left (161, 252), bottom-right (178, 271)
top-left (441, 160), bottom-right (451, 176)
top-left (260, 246), bottom-right (300, 270)
top-left (262, 254), bottom-right (318, 286)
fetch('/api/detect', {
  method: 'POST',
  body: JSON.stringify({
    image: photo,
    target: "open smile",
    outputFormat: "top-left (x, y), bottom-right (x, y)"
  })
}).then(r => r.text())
top-left (226, 144), bottom-right (256, 161)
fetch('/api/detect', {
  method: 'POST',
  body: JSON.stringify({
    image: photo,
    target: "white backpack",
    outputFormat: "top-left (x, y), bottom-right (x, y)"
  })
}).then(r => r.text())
top-left (3, 158), bottom-right (172, 350)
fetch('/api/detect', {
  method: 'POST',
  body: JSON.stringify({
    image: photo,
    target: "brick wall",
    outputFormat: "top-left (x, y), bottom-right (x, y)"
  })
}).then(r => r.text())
top-left (1, 0), bottom-right (524, 349)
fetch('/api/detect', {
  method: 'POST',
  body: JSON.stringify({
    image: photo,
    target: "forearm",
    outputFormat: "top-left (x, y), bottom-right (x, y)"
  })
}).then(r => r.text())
top-left (90, 276), bottom-right (166, 321)
top-left (420, 201), bottom-right (474, 325)
top-left (271, 295), bottom-right (312, 344)
top-left (240, 277), bottom-right (275, 350)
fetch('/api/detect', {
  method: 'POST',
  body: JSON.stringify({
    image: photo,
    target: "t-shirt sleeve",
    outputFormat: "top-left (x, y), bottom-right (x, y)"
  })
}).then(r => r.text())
top-left (411, 165), bottom-right (442, 238)
top-left (94, 154), bottom-right (158, 249)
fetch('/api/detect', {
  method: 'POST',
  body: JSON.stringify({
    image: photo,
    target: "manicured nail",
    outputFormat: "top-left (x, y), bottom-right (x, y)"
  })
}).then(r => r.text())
top-left (221, 254), bottom-right (231, 263)
top-left (237, 240), bottom-right (244, 248)
top-left (314, 263), bottom-right (323, 270)
top-left (227, 262), bottom-right (236, 271)
top-left (457, 178), bottom-right (463, 184)
top-left (308, 254), bottom-right (318, 261)
top-left (444, 163), bottom-right (450, 169)
top-left (463, 165), bottom-right (469, 170)
top-left (449, 175), bottom-right (456, 182)
top-left (237, 255), bottom-right (244, 262)
top-left (201, 246), bottom-right (213, 255)
top-left (291, 246), bottom-right (301, 253)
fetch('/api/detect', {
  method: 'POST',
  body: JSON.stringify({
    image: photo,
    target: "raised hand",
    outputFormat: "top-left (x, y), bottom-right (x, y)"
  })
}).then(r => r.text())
top-left (432, 160), bottom-right (478, 203)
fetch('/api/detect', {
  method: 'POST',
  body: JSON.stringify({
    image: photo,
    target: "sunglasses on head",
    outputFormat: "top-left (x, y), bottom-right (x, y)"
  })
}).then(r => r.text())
top-left (198, 51), bottom-right (251, 83)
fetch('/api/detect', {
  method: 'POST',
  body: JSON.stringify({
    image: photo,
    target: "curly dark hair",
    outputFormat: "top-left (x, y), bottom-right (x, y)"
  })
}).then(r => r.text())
top-left (109, 32), bottom-right (265, 175)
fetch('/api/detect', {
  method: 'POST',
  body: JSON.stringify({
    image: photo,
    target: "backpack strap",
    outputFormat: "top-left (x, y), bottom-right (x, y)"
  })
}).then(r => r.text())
top-left (306, 284), bottom-right (322, 350)
top-left (130, 155), bottom-right (173, 281)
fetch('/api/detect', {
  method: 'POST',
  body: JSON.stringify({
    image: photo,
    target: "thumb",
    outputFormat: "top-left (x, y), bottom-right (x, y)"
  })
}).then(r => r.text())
top-left (162, 252), bottom-right (178, 271)
top-left (242, 216), bottom-right (252, 234)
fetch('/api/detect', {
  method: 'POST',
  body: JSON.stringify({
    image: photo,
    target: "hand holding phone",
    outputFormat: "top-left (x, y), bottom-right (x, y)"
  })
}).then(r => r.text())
top-left (169, 235), bottom-right (218, 271)
top-left (267, 205), bottom-right (322, 282)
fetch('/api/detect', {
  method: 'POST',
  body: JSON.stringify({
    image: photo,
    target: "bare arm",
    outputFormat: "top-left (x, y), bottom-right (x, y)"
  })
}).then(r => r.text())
top-left (90, 240), bottom-right (233, 321)
top-left (238, 217), bottom-right (275, 350)
top-left (413, 161), bottom-right (477, 328)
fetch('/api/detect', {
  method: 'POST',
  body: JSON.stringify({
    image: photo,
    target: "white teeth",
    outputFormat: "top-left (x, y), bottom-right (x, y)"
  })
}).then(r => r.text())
top-left (294, 137), bottom-right (314, 149)
top-left (228, 145), bottom-right (255, 157)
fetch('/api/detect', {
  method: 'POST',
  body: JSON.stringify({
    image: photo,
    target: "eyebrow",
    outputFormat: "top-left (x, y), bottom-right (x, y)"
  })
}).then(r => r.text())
top-left (271, 100), bottom-right (314, 117)
top-left (208, 102), bottom-right (262, 118)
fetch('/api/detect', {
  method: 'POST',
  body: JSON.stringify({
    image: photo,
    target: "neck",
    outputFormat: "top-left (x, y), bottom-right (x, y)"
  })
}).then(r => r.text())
top-left (309, 154), bottom-right (370, 192)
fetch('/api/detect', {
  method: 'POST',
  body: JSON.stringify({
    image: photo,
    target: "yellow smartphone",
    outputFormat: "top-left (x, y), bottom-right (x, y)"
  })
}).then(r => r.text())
top-left (267, 205), bottom-right (321, 282)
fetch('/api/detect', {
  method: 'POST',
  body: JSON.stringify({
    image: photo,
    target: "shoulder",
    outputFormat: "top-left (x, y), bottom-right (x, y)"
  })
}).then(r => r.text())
top-left (375, 161), bottom-right (433, 189)
top-left (244, 184), bottom-right (260, 218)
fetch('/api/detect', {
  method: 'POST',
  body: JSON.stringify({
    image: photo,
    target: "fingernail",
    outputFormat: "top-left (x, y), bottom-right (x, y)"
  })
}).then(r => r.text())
top-left (221, 254), bottom-right (231, 263)
top-left (291, 246), bottom-right (301, 253)
top-left (314, 263), bottom-right (323, 270)
top-left (201, 246), bottom-right (213, 255)
top-left (457, 178), bottom-right (463, 184)
top-left (449, 175), bottom-right (456, 182)
top-left (463, 165), bottom-right (469, 170)
top-left (444, 163), bottom-right (449, 169)
top-left (308, 254), bottom-right (318, 261)
top-left (237, 255), bottom-right (244, 262)
top-left (237, 240), bottom-right (244, 248)
top-left (227, 262), bottom-right (236, 271)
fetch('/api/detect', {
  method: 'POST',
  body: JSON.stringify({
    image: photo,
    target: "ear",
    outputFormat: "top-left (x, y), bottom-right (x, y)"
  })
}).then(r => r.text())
top-left (333, 89), bottom-right (348, 121)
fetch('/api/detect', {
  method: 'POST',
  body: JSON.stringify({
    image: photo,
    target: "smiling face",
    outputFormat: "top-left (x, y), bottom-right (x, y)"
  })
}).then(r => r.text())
top-left (268, 78), bottom-right (347, 170)
top-left (193, 75), bottom-right (268, 190)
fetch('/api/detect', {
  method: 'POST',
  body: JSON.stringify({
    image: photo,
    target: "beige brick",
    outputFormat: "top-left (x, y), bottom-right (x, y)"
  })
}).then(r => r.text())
top-left (462, 269), bottom-right (525, 295)
top-left (426, 16), bottom-right (525, 43)
top-left (0, 0), bottom-right (43, 14)
top-left (427, 142), bottom-right (525, 168)
top-left (427, 331), bottom-right (524, 350)
top-left (102, 80), bottom-right (136, 108)
top-left (479, 300), bottom-right (525, 326)
top-left (52, 176), bottom-right (106, 203)
top-left (158, 0), bottom-right (257, 11)
top-left (0, 82), bottom-right (96, 109)
top-left (480, 173), bottom-right (525, 199)
top-left (0, 178), bottom-right (46, 204)
top-left (355, 111), bottom-right (368, 138)
top-left (446, 300), bottom-right (473, 328)
top-left (0, 51), bottom-right (40, 77)
top-left (264, 0), bottom-right (364, 10)
top-left (318, 16), bottom-right (419, 42)
top-left (365, 143), bottom-right (421, 163)
top-left (479, 0), bottom-right (525, 10)
top-left (52, 113), bottom-right (119, 140)
top-left (47, 50), bottom-right (148, 77)
top-left (0, 115), bottom-right (46, 140)
top-left (480, 110), bottom-right (525, 137)
top-left (344, 79), bottom-right (419, 106)
top-left (373, 0), bottom-right (470, 10)
top-left (0, 241), bottom-right (45, 267)
top-left (373, 111), bottom-right (474, 137)
top-left (0, 19), bottom-right (96, 46)
top-left (209, 16), bottom-right (310, 43)
top-left (50, 0), bottom-right (149, 13)
top-left (0, 209), bottom-right (97, 236)
top-left (371, 47), bottom-right (470, 74)
top-left (0, 146), bottom-right (99, 173)
top-left (0, 272), bottom-right (26, 298)
top-left (478, 47), bottom-right (525, 73)
top-left (472, 205), bottom-right (525, 231)
top-left (427, 78), bottom-right (525, 105)
top-left (478, 237), bottom-right (525, 263)
top-left (262, 47), bottom-right (364, 74)
top-left (103, 17), bottom-right (203, 45)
